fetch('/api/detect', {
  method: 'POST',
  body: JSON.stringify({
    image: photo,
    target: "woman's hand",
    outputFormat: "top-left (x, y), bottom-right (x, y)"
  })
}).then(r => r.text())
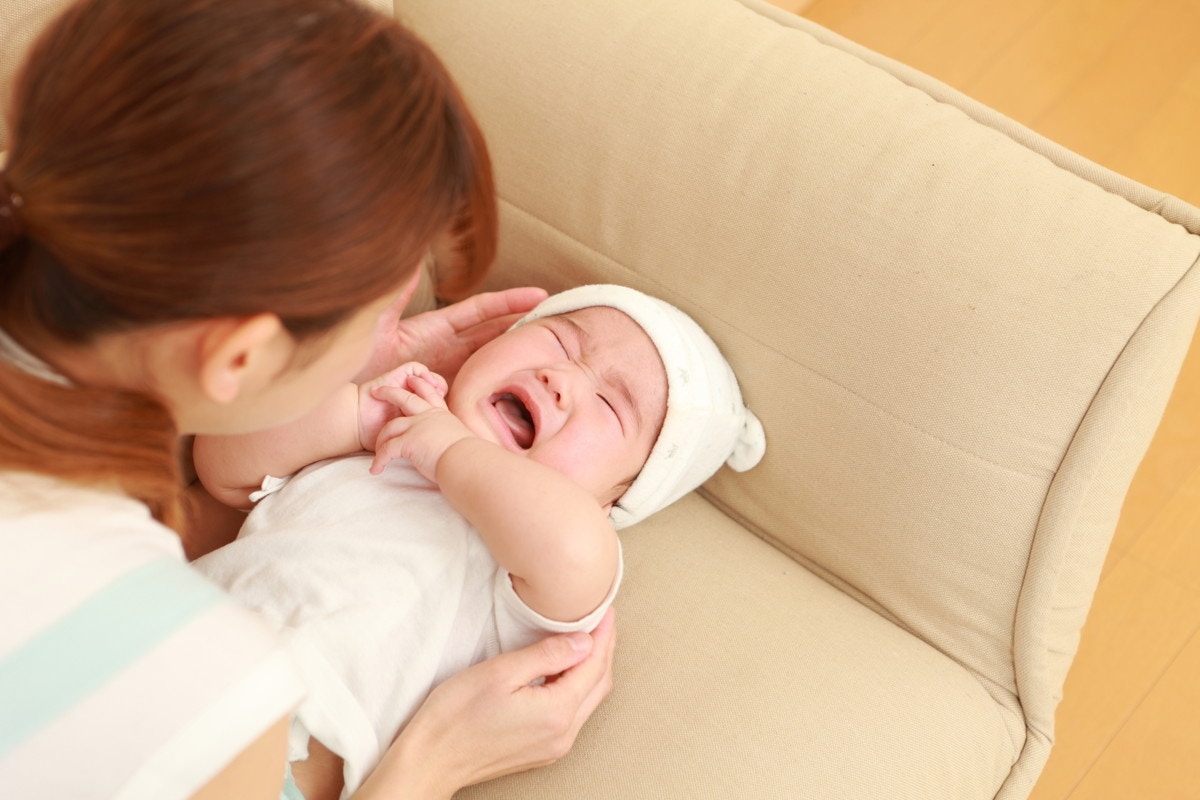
top-left (354, 609), bottom-right (617, 800)
top-left (356, 286), bottom-right (548, 384)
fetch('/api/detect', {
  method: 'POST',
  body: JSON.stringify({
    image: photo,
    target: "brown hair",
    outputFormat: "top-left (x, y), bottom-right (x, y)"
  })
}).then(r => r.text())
top-left (0, 0), bottom-right (496, 528)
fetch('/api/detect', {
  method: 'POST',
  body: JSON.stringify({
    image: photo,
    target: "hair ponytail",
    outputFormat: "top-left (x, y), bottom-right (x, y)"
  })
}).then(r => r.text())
top-left (0, 365), bottom-right (183, 527)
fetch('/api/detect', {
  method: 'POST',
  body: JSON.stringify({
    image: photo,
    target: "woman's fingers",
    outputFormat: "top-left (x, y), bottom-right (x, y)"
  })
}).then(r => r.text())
top-left (383, 611), bottom-right (618, 793)
top-left (546, 609), bottom-right (616, 723)
top-left (496, 630), bottom-right (596, 689)
top-left (438, 287), bottom-right (548, 334)
top-left (359, 287), bottom-right (547, 382)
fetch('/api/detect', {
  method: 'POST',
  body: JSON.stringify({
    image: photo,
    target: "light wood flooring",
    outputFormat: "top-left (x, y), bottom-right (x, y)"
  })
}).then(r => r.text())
top-left (763, 0), bottom-right (1200, 797)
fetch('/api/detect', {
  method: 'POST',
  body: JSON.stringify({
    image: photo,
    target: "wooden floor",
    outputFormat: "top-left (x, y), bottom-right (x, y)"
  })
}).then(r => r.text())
top-left (763, 1), bottom-right (1200, 797)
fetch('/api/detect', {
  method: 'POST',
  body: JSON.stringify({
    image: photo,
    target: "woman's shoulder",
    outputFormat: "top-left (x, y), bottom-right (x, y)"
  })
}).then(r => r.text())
top-left (0, 470), bottom-right (290, 652)
top-left (0, 470), bottom-right (304, 798)
top-left (1, 468), bottom-right (185, 569)
top-left (0, 469), bottom-right (159, 538)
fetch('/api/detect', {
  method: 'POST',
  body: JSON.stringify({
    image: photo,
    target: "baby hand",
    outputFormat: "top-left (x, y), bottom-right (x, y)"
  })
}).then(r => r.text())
top-left (368, 373), bottom-right (473, 482)
top-left (358, 362), bottom-right (449, 451)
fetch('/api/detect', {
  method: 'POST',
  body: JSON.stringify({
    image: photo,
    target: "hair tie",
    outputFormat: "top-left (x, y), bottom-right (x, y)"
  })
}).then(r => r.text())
top-left (0, 174), bottom-right (25, 240)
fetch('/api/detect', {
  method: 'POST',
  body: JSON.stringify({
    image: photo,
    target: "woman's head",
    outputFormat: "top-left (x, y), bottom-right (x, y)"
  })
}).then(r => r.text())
top-left (0, 0), bottom-right (496, 525)
top-left (0, 0), bottom-right (495, 345)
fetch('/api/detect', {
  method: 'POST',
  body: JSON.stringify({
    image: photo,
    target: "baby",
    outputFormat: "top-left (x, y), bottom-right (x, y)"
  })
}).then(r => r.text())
top-left (193, 284), bottom-right (765, 798)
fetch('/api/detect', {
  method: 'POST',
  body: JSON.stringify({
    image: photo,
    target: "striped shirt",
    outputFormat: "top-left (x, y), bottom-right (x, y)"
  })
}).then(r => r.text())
top-left (0, 471), bottom-right (304, 799)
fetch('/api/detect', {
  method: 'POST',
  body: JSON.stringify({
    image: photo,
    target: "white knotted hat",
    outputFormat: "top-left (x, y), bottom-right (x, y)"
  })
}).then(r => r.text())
top-left (513, 284), bottom-right (766, 529)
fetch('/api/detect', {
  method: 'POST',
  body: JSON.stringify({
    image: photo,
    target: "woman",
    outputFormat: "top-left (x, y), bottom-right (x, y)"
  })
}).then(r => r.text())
top-left (0, 0), bottom-right (615, 797)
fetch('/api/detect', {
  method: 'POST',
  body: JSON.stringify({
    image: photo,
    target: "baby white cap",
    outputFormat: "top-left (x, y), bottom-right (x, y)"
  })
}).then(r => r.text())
top-left (512, 284), bottom-right (765, 529)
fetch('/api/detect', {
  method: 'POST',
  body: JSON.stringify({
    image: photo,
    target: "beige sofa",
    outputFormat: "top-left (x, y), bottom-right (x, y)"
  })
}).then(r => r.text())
top-left (392, 1), bottom-right (1200, 798)
top-left (6, 1), bottom-right (1200, 798)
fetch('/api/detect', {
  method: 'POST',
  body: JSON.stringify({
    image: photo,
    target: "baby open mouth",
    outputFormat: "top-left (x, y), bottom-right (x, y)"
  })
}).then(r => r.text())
top-left (494, 393), bottom-right (534, 449)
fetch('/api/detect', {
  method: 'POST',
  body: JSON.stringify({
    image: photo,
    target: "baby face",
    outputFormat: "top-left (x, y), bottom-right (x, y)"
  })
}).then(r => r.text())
top-left (447, 306), bottom-right (667, 509)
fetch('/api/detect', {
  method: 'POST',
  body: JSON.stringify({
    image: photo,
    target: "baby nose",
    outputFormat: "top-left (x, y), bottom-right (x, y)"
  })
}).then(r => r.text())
top-left (536, 365), bottom-right (576, 407)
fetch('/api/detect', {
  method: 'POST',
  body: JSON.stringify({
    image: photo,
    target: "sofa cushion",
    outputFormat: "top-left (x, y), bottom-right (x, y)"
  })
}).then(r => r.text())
top-left (461, 493), bottom-right (1018, 799)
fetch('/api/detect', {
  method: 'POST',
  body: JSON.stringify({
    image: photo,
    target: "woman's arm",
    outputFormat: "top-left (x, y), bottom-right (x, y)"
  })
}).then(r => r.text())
top-left (191, 716), bottom-right (291, 800)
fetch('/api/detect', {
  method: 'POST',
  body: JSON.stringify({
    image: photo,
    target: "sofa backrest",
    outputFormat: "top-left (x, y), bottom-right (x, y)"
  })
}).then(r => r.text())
top-left (395, 0), bottom-right (1200, 776)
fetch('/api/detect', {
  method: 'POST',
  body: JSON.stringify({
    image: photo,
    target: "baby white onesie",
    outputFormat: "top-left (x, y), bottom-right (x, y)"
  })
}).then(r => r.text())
top-left (194, 455), bottom-right (621, 797)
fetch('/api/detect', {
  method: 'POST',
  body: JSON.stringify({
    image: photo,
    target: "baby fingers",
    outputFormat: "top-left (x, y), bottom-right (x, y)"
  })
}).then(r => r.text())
top-left (371, 384), bottom-right (434, 415)
top-left (405, 373), bottom-right (450, 408)
top-left (369, 417), bottom-right (415, 474)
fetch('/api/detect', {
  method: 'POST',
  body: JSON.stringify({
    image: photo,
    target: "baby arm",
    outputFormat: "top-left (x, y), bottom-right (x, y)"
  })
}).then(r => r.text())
top-left (193, 384), bottom-right (360, 508)
top-left (371, 377), bottom-right (620, 624)
top-left (194, 364), bottom-right (446, 508)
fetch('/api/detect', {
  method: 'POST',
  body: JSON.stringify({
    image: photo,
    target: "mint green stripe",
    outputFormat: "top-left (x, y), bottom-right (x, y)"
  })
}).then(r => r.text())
top-left (0, 556), bottom-right (225, 755)
top-left (281, 766), bottom-right (307, 800)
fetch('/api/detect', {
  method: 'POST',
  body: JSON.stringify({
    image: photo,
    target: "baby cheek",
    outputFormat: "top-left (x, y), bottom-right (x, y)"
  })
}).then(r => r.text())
top-left (531, 446), bottom-right (594, 490)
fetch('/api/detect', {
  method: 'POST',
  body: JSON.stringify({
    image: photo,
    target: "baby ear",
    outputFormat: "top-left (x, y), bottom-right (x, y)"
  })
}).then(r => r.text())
top-left (197, 314), bottom-right (286, 404)
top-left (600, 478), bottom-right (633, 516)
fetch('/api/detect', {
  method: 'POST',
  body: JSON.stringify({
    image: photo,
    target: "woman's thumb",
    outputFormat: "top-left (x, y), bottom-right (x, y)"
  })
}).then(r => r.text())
top-left (509, 632), bottom-right (594, 684)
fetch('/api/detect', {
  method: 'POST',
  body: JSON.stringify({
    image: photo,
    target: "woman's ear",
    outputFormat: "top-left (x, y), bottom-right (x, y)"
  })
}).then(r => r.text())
top-left (197, 314), bottom-right (287, 404)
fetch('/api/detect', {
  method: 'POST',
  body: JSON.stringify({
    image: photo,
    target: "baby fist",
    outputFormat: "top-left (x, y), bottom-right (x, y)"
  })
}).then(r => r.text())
top-left (358, 362), bottom-right (448, 451)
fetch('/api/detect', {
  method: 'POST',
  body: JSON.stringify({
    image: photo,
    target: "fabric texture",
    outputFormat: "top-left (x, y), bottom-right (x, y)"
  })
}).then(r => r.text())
top-left (194, 456), bottom-right (620, 797)
top-left (394, 0), bottom-right (1200, 797)
top-left (0, 471), bottom-right (303, 800)
top-left (513, 284), bottom-right (765, 528)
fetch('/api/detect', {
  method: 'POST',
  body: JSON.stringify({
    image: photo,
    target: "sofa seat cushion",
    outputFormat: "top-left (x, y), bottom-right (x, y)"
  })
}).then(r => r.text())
top-left (460, 494), bottom-right (1020, 800)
